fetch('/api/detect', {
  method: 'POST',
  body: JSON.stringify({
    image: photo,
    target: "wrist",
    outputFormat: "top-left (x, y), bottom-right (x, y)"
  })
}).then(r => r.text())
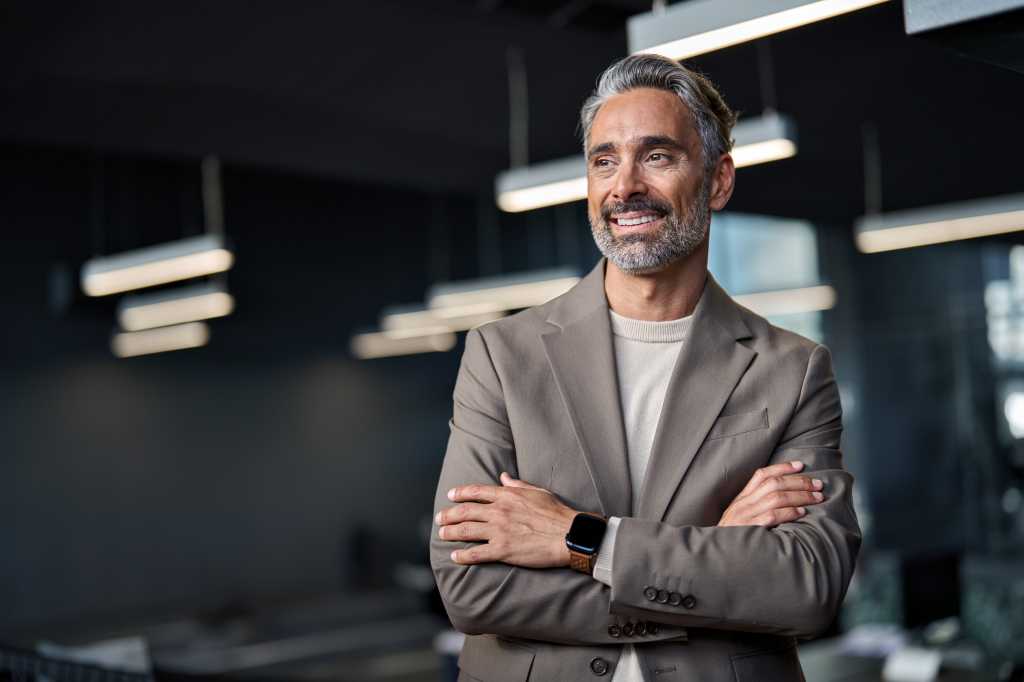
top-left (556, 507), bottom-right (578, 567)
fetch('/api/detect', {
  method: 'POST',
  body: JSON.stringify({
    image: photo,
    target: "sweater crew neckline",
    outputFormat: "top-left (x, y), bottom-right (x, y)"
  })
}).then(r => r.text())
top-left (608, 308), bottom-right (693, 343)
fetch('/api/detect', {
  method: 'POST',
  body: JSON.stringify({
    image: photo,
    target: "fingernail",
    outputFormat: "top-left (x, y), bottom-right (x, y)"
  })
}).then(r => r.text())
top-left (797, 507), bottom-right (807, 515)
top-left (438, 527), bottom-right (446, 539)
top-left (447, 488), bottom-right (455, 500)
top-left (450, 551), bottom-right (458, 562)
top-left (812, 478), bottom-right (823, 489)
top-left (435, 512), bottom-right (443, 524)
top-left (812, 492), bottom-right (824, 501)
top-left (791, 461), bottom-right (803, 470)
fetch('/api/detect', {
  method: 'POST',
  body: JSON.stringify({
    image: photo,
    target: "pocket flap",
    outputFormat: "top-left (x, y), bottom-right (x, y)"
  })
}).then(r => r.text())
top-left (459, 635), bottom-right (536, 682)
top-left (707, 407), bottom-right (769, 440)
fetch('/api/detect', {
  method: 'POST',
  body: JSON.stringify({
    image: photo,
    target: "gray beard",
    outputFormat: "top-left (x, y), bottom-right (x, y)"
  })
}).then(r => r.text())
top-left (589, 178), bottom-right (710, 275)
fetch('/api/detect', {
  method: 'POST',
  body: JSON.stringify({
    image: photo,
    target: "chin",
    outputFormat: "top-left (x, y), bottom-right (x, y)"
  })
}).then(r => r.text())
top-left (610, 249), bottom-right (679, 275)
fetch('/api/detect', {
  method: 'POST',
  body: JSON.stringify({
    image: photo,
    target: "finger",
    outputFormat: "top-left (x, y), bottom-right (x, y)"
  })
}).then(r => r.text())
top-left (745, 476), bottom-right (825, 509)
top-left (752, 506), bottom-right (807, 527)
top-left (451, 544), bottom-right (500, 565)
top-left (499, 472), bottom-right (545, 490)
top-left (747, 490), bottom-right (825, 516)
top-left (737, 461), bottom-right (804, 498)
top-left (448, 483), bottom-right (501, 503)
top-left (438, 521), bottom-right (491, 542)
top-left (436, 502), bottom-right (493, 526)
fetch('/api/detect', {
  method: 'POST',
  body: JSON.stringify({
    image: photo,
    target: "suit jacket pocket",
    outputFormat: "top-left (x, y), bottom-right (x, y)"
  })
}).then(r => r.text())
top-left (459, 635), bottom-right (536, 682)
top-left (730, 643), bottom-right (804, 682)
top-left (707, 408), bottom-right (769, 440)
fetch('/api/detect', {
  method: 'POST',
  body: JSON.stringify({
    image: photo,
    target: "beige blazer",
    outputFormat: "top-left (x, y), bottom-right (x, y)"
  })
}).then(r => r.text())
top-left (430, 259), bottom-right (861, 682)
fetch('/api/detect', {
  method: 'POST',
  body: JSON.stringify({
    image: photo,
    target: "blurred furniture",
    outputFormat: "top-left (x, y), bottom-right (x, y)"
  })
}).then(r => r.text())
top-left (0, 643), bottom-right (151, 682)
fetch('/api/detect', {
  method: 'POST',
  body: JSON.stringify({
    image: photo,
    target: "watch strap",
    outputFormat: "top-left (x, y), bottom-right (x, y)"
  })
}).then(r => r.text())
top-left (569, 548), bottom-right (597, 574)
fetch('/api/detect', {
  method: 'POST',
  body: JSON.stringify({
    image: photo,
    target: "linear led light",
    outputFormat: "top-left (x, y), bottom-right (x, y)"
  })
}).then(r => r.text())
top-left (81, 234), bottom-right (234, 297)
top-left (380, 305), bottom-right (505, 339)
top-left (350, 330), bottom-right (457, 360)
top-left (111, 321), bottom-right (210, 358)
top-left (855, 194), bottom-right (1024, 253)
top-left (628, 0), bottom-right (891, 61)
top-left (495, 113), bottom-right (797, 213)
top-left (733, 284), bottom-right (836, 316)
top-left (118, 282), bottom-right (235, 332)
top-left (427, 268), bottom-right (580, 312)
top-left (496, 157), bottom-right (588, 213)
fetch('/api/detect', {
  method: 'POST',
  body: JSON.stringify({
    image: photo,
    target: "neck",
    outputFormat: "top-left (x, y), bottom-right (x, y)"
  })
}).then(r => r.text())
top-left (604, 242), bottom-right (708, 321)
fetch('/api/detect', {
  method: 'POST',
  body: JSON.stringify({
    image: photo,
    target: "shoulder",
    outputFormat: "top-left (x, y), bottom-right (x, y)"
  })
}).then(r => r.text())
top-left (732, 299), bottom-right (831, 372)
top-left (468, 303), bottom-right (551, 361)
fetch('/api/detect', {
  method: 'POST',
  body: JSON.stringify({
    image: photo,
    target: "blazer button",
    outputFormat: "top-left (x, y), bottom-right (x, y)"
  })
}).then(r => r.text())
top-left (643, 586), bottom-right (658, 601)
top-left (682, 594), bottom-right (697, 609)
top-left (667, 591), bottom-right (682, 607)
top-left (607, 624), bottom-right (621, 638)
top-left (622, 622), bottom-right (635, 637)
top-left (636, 621), bottom-right (648, 636)
top-left (656, 589), bottom-right (670, 604)
top-left (590, 657), bottom-right (610, 676)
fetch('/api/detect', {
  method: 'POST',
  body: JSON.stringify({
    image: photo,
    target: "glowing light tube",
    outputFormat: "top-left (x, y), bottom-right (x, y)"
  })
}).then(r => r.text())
top-left (855, 194), bottom-right (1024, 253)
top-left (380, 305), bottom-right (505, 339)
top-left (350, 330), bottom-right (457, 359)
top-left (733, 284), bottom-right (837, 316)
top-left (118, 282), bottom-right (235, 331)
top-left (111, 322), bottom-right (210, 358)
top-left (81, 234), bottom-right (234, 297)
top-left (427, 268), bottom-right (580, 312)
top-left (628, 0), bottom-right (891, 61)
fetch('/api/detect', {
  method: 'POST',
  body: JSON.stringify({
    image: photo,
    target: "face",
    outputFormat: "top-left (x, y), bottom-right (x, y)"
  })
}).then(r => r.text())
top-left (586, 87), bottom-right (732, 274)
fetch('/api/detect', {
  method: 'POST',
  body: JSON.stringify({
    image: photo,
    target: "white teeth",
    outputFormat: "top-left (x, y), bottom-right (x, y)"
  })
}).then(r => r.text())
top-left (618, 214), bottom-right (658, 226)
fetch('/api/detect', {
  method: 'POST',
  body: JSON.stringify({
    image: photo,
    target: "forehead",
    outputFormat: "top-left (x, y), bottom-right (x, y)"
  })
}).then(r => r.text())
top-left (589, 87), bottom-right (696, 147)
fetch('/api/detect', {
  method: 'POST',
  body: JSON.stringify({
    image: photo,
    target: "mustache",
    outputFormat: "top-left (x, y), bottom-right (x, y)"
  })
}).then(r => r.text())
top-left (601, 197), bottom-right (672, 222)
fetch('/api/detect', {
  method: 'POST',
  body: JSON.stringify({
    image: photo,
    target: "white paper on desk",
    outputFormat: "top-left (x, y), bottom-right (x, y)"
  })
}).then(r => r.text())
top-left (882, 646), bottom-right (941, 682)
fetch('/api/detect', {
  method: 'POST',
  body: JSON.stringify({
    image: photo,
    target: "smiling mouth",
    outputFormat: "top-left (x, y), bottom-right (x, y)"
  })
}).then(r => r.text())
top-left (611, 212), bottom-right (662, 227)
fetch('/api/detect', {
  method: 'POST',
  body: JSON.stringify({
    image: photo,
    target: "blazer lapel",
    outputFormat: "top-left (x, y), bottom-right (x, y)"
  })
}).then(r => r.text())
top-left (541, 261), bottom-right (632, 518)
top-left (636, 273), bottom-right (757, 521)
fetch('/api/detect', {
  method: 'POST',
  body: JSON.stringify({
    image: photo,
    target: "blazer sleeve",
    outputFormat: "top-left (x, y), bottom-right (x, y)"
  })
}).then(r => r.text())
top-left (429, 327), bottom-right (688, 646)
top-left (608, 344), bottom-right (862, 638)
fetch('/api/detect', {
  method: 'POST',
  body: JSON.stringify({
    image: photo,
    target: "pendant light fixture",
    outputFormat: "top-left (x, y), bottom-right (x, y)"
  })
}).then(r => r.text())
top-left (628, 0), bottom-right (891, 61)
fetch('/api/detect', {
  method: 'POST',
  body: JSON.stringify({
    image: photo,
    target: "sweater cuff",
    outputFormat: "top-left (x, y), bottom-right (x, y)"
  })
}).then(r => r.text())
top-left (592, 516), bottom-right (620, 586)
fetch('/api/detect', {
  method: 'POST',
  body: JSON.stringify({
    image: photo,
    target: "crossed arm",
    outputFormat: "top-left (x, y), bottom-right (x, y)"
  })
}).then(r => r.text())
top-left (429, 330), bottom-right (861, 644)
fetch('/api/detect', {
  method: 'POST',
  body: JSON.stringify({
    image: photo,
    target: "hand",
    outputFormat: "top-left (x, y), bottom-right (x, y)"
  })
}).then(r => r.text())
top-left (436, 472), bottom-right (578, 568)
top-left (718, 461), bottom-right (826, 527)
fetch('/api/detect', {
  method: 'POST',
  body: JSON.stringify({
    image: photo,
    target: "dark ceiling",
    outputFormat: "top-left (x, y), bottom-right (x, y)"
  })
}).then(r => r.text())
top-left (3, 1), bottom-right (1024, 226)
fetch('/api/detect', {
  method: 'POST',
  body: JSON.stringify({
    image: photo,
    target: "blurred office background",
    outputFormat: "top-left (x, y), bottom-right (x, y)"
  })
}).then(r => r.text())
top-left (3, 1), bottom-right (1024, 680)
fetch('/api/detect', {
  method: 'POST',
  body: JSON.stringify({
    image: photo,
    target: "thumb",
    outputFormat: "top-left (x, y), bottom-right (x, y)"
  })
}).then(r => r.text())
top-left (500, 471), bottom-right (544, 490)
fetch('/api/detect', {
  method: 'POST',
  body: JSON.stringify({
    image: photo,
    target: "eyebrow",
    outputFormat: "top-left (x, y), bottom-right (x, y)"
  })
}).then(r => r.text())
top-left (587, 135), bottom-right (686, 158)
top-left (639, 135), bottom-right (685, 150)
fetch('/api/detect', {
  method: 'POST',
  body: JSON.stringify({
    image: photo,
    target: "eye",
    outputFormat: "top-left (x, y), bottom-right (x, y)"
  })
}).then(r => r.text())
top-left (648, 152), bottom-right (671, 163)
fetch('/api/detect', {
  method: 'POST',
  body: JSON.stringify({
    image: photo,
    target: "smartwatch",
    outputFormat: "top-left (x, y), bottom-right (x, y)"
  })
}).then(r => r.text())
top-left (565, 512), bottom-right (608, 574)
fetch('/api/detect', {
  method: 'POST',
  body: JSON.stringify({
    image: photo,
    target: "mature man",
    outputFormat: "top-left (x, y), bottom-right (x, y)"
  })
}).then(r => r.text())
top-left (430, 54), bottom-right (861, 682)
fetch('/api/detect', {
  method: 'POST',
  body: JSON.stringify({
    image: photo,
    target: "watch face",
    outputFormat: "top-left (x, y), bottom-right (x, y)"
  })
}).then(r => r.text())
top-left (566, 514), bottom-right (607, 554)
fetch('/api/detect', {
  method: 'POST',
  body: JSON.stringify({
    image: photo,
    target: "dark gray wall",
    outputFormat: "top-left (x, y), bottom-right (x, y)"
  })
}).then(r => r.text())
top-left (0, 147), bottom-right (470, 634)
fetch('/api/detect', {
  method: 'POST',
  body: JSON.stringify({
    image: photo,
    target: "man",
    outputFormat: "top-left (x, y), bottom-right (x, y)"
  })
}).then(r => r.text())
top-left (430, 54), bottom-right (860, 682)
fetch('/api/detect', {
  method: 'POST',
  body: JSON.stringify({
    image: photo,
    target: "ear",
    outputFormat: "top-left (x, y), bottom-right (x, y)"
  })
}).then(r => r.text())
top-left (708, 153), bottom-right (735, 211)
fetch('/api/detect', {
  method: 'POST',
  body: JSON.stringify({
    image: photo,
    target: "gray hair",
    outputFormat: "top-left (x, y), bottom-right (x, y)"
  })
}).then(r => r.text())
top-left (579, 54), bottom-right (737, 173)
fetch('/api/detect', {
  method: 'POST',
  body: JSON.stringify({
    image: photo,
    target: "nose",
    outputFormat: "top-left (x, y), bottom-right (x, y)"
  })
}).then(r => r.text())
top-left (610, 161), bottom-right (647, 202)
